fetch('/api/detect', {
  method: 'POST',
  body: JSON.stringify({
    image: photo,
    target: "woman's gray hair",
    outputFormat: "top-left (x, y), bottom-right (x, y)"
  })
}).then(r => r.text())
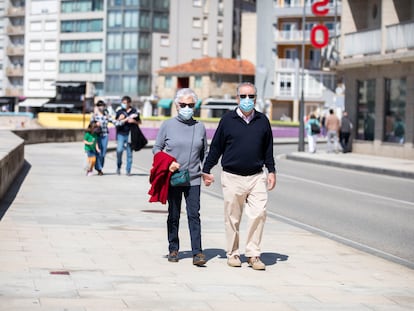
top-left (174, 88), bottom-right (198, 105)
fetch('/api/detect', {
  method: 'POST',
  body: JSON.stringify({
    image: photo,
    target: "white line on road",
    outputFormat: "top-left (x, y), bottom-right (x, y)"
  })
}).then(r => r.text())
top-left (279, 173), bottom-right (414, 207)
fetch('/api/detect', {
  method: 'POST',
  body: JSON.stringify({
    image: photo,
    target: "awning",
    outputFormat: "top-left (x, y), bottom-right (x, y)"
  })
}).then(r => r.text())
top-left (195, 99), bottom-right (202, 109)
top-left (19, 98), bottom-right (50, 108)
top-left (43, 103), bottom-right (75, 109)
top-left (157, 98), bottom-right (173, 109)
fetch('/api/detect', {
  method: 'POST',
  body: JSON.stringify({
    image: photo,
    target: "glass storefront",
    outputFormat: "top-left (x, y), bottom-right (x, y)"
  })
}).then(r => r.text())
top-left (356, 79), bottom-right (376, 141)
top-left (384, 78), bottom-right (406, 144)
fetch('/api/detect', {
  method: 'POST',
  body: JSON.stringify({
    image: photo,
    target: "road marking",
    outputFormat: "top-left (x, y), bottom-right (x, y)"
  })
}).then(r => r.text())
top-left (279, 173), bottom-right (414, 207)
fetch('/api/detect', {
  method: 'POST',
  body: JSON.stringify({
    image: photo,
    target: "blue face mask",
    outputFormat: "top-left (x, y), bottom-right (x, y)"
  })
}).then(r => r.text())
top-left (178, 106), bottom-right (194, 120)
top-left (239, 98), bottom-right (255, 113)
top-left (121, 103), bottom-right (127, 109)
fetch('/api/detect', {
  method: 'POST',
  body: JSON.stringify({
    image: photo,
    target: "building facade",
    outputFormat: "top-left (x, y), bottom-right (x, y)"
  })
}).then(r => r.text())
top-left (0, 0), bottom-right (254, 112)
top-left (256, 0), bottom-right (342, 122)
top-left (336, 0), bottom-right (414, 159)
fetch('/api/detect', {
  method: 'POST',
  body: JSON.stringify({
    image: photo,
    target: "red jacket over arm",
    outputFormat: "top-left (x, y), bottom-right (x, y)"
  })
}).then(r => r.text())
top-left (148, 151), bottom-right (176, 204)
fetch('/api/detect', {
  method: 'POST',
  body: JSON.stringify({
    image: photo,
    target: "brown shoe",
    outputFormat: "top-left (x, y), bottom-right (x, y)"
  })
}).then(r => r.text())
top-left (247, 256), bottom-right (266, 270)
top-left (168, 251), bottom-right (179, 262)
top-left (227, 255), bottom-right (242, 267)
top-left (193, 253), bottom-right (206, 266)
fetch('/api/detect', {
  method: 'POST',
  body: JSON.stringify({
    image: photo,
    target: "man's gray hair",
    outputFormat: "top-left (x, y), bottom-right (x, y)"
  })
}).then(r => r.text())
top-left (236, 82), bottom-right (257, 95)
top-left (174, 88), bottom-right (198, 104)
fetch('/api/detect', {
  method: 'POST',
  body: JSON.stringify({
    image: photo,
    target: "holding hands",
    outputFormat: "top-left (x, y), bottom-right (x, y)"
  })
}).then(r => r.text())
top-left (202, 173), bottom-right (214, 186)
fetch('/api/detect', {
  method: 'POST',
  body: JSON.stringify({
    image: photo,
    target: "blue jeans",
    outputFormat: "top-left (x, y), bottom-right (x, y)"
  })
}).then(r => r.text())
top-left (167, 185), bottom-right (202, 255)
top-left (116, 133), bottom-right (132, 173)
top-left (95, 134), bottom-right (109, 171)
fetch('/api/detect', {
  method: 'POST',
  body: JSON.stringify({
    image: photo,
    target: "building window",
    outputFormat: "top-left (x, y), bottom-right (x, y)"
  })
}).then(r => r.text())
top-left (45, 21), bottom-right (57, 31)
top-left (123, 75), bottom-right (138, 93)
top-left (44, 60), bottom-right (56, 71)
top-left (193, 0), bottom-right (202, 7)
top-left (153, 13), bottom-right (169, 31)
top-left (356, 79), bottom-right (376, 141)
top-left (106, 75), bottom-right (121, 93)
top-left (123, 54), bottom-right (138, 71)
top-left (165, 76), bottom-right (172, 88)
top-left (123, 32), bottom-right (139, 49)
top-left (160, 57), bottom-right (168, 68)
top-left (217, 20), bottom-right (223, 36)
top-left (139, 33), bottom-right (150, 50)
top-left (61, 40), bottom-right (102, 53)
top-left (44, 40), bottom-right (57, 51)
top-left (59, 60), bottom-right (102, 73)
top-left (107, 33), bottom-right (122, 50)
top-left (139, 11), bottom-right (151, 29)
top-left (218, 0), bottom-right (224, 15)
top-left (138, 76), bottom-right (150, 94)
top-left (125, 11), bottom-right (139, 28)
top-left (192, 38), bottom-right (201, 49)
top-left (193, 17), bottom-right (201, 28)
top-left (61, 0), bottom-right (103, 12)
top-left (279, 73), bottom-right (293, 96)
top-left (29, 61), bottom-right (41, 71)
top-left (217, 40), bottom-right (223, 57)
top-left (61, 19), bottom-right (103, 32)
top-left (139, 54), bottom-right (150, 71)
top-left (29, 40), bottom-right (42, 51)
top-left (107, 54), bottom-right (122, 71)
top-left (108, 11), bottom-right (122, 28)
top-left (195, 76), bottom-right (202, 88)
top-left (384, 78), bottom-right (406, 144)
top-left (160, 35), bottom-right (169, 46)
top-left (30, 21), bottom-right (42, 31)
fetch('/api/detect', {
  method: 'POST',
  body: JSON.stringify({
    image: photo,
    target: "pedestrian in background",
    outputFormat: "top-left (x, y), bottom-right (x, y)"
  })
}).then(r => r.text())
top-left (325, 108), bottom-right (340, 153)
top-left (152, 88), bottom-right (208, 267)
top-left (83, 121), bottom-right (101, 176)
top-left (90, 100), bottom-right (113, 175)
top-left (202, 82), bottom-right (276, 271)
top-left (115, 96), bottom-right (141, 176)
top-left (305, 114), bottom-right (320, 153)
top-left (340, 111), bottom-right (352, 153)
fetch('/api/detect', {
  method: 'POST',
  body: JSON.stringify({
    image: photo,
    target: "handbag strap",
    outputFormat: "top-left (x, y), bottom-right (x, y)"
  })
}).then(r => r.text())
top-left (186, 124), bottom-right (195, 167)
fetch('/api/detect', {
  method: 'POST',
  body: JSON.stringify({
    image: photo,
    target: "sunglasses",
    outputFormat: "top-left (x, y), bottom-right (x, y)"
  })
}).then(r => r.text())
top-left (239, 94), bottom-right (256, 99)
top-left (178, 103), bottom-right (195, 108)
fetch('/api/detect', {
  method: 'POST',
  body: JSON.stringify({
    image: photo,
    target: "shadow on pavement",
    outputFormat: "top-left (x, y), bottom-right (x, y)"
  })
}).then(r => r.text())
top-left (0, 160), bottom-right (31, 220)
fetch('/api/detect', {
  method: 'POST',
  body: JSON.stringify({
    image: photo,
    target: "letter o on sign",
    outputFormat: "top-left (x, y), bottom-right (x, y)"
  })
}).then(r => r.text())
top-left (311, 24), bottom-right (329, 48)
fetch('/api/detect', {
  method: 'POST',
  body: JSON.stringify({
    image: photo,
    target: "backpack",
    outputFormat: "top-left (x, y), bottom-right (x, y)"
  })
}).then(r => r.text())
top-left (311, 122), bottom-right (321, 135)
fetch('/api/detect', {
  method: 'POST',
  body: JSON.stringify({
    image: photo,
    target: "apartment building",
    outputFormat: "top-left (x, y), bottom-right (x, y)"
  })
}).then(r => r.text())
top-left (0, 0), bottom-right (255, 113)
top-left (256, 0), bottom-right (341, 122)
top-left (336, 0), bottom-right (414, 159)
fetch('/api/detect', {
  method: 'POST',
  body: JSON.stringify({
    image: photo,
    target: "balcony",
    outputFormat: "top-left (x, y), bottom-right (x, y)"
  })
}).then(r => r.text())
top-left (275, 29), bottom-right (336, 44)
top-left (274, 1), bottom-right (342, 17)
top-left (6, 6), bottom-right (25, 17)
top-left (5, 87), bottom-right (23, 97)
top-left (276, 58), bottom-right (323, 71)
top-left (6, 25), bottom-right (25, 35)
top-left (6, 66), bottom-right (24, 77)
top-left (274, 70), bottom-right (336, 100)
top-left (343, 29), bottom-right (381, 57)
top-left (6, 46), bottom-right (24, 56)
top-left (386, 21), bottom-right (414, 52)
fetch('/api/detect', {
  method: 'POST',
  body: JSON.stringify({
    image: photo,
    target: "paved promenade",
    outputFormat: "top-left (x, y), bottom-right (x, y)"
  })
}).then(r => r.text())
top-left (0, 142), bottom-right (413, 310)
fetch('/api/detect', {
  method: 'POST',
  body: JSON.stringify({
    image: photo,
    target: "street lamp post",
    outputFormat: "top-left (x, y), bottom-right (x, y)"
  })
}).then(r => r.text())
top-left (298, 1), bottom-right (306, 152)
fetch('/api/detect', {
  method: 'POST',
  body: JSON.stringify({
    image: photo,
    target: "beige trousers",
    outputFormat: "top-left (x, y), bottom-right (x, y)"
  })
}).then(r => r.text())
top-left (221, 171), bottom-right (268, 258)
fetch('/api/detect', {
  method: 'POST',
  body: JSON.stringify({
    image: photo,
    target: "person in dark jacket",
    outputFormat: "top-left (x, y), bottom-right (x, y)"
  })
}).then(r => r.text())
top-left (202, 82), bottom-right (277, 271)
top-left (115, 96), bottom-right (141, 175)
top-left (340, 111), bottom-right (353, 153)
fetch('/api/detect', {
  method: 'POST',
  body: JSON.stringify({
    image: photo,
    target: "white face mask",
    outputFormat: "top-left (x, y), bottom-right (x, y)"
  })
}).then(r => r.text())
top-left (178, 106), bottom-right (194, 120)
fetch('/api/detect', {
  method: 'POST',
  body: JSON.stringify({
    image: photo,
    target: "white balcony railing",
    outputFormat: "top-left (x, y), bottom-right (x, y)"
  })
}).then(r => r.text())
top-left (386, 21), bottom-right (414, 52)
top-left (275, 29), bottom-right (337, 43)
top-left (274, 71), bottom-right (336, 99)
top-left (343, 29), bottom-right (381, 57)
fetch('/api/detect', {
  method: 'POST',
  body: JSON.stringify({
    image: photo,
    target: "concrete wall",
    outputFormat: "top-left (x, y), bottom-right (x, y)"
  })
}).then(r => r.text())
top-left (0, 131), bottom-right (24, 201)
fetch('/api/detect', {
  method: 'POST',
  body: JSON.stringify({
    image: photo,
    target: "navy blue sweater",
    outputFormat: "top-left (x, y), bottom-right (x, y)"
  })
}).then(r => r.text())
top-left (202, 109), bottom-right (276, 176)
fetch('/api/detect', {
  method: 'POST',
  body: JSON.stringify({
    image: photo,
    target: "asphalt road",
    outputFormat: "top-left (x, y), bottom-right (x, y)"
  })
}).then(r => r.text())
top-left (129, 144), bottom-right (414, 269)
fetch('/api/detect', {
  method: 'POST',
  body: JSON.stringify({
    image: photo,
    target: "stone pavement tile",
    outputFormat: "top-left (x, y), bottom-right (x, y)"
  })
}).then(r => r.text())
top-left (0, 298), bottom-right (41, 310)
top-left (39, 297), bottom-right (127, 309)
